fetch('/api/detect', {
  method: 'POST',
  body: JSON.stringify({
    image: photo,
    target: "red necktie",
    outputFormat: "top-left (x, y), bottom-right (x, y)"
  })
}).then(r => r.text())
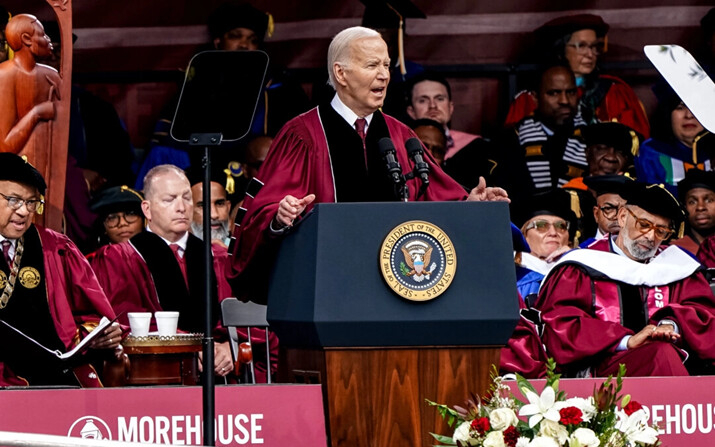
top-left (355, 118), bottom-right (368, 168)
top-left (170, 244), bottom-right (188, 288)
top-left (1, 240), bottom-right (12, 269)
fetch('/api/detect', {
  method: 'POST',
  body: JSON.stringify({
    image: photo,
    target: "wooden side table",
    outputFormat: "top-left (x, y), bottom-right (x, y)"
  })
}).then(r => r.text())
top-left (107, 334), bottom-right (203, 386)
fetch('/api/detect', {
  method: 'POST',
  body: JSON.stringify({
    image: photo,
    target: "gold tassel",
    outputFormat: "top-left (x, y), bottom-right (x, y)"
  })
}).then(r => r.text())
top-left (629, 130), bottom-right (639, 156)
top-left (36, 194), bottom-right (44, 215)
top-left (691, 131), bottom-right (708, 164)
top-left (266, 13), bottom-right (274, 38)
top-left (223, 168), bottom-right (235, 195)
top-left (385, 3), bottom-right (406, 76)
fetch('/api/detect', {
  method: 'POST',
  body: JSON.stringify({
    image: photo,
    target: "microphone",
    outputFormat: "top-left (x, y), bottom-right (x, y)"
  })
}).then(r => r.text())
top-left (405, 138), bottom-right (430, 187)
top-left (378, 137), bottom-right (404, 185)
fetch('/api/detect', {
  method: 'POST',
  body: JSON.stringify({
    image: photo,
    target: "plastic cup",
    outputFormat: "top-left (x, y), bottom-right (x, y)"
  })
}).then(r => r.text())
top-left (155, 311), bottom-right (179, 336)
top-left (127, 312), bottom-right (152, 337)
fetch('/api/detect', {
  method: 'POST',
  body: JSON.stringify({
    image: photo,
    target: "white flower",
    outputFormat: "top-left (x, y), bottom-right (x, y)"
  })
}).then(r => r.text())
top-left (490, 408), bottom-right (519, 431)
top-left (483, 430), bottom-right (506, 447)
top-left (569, 427), bottom-right (600, 447)
top-left (519, 386), bottom-right (561, 428)
top-left (515, 437), bottom-right (531, 447)
top-left (538, 419), bottom-right (569, 445)
top-left (555, 397), bottom-right (596, 423)
top-left (615, 409), bottom-right (659, 445)
top-left (527, 435), bottom-right (559, 447)
top-left (452, 421), bottom-right (473, 444)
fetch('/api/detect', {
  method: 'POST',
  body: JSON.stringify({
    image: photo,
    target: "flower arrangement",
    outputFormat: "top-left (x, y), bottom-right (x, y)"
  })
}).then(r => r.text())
top-left (427, 361), bottom-right (660, 447)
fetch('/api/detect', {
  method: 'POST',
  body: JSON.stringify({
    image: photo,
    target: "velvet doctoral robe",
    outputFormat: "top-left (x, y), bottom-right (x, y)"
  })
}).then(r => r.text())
top-left (228, 105), bottom-right (469, 302)
top-left (0, 225), bottom-right (116, 386)
top-left (90, 232), bottom-right (221, 335)
top-left (535, 237), bottom-right (715, 376)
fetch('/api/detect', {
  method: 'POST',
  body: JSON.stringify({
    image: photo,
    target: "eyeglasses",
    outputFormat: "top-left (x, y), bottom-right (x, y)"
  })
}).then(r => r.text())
top-left (566, 41), bottom-right (602, 55)
top-left (524, 219), bottom-right (570, 234)
top-left (624, 207), bottom-right (675, 240)
top-left (104, 210), bottom-right (141, 228)
top-left (0, 192), bottom-right (44, 213)
top-left (598, 204), bottom-right (621, 220)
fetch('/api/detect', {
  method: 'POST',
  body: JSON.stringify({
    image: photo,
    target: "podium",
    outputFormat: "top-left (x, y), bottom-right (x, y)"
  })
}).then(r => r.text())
top-left (267, 202), bottom-right (518, 447)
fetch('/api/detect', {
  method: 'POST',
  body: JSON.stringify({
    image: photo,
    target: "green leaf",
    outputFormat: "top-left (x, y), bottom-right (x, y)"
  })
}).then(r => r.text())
top-left (516, 373), bottom-right (536, 397)
top-left (429, 432), bottom-right (457, 445)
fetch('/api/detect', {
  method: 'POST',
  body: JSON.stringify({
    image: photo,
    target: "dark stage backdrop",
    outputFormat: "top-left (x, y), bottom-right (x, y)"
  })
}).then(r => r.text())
top-left (4, 1), bottom-right (712, 149)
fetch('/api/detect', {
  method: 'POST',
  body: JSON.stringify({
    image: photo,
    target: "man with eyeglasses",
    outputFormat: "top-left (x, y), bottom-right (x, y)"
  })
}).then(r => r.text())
top-left (577, 174), bottom-right (632, 248)
top-left (535, 182), bottom-right (715, 376)
top-left (0, 153), bottom-right (122, 386)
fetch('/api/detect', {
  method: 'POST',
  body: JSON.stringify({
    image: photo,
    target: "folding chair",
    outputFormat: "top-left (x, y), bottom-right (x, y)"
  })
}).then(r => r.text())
top-left (220, 298), bottom-right (271, 384)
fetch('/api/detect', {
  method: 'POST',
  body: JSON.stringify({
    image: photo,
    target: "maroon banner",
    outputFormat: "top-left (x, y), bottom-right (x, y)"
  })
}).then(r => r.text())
top-left (0, 384), bottom-right (326, 446)
top-left (507, 376), bottom-right (715, 447)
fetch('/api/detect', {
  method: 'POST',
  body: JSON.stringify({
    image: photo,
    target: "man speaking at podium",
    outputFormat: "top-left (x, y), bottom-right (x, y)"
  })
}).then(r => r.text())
top-left (229, 26), bottom-right (508, 302)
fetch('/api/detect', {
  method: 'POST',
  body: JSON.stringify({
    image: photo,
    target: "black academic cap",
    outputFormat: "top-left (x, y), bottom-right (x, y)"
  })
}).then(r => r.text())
top-left (207, 2), bottom-right (272, 41)
top-left (517, 189), bottom-right (578, 240)
top-left (0, 153), bottom-right (46, 194)
top-left (360, 0), bottom-right (425, 30)
top-left (621, 182), bottom-right (685, 224)
top-left (583, 174), bottom-right (633, 198)
top-left (677, 169), bottom-right (715, 201)
top-left (701, 7), bottom-right (715, 37)
top-left (184, 161), bottom-right (243, 203)
top-left (580, 122), bottom-right (641, 158)
top-left (535, 14), bottom-right (609, 43)
top-left (41, 21), bottom-right (78, 44)
top-left (89, 185), bottom-right (143, 216)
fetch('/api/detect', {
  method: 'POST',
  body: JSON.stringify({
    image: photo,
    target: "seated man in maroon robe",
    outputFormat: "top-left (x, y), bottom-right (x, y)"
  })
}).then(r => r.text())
top-left (535, 181), bottom-right (715, 376)
top-left (90, 165), bottom-right (234, 378)
top-left (0, 153), bottom-right (121, 387)
top-left (229, 26), bottom-right (509, 302)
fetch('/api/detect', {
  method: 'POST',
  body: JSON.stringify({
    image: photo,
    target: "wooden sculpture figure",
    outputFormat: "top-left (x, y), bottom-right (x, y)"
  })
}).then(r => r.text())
top-left (0, 14), bottom-right (60, 174)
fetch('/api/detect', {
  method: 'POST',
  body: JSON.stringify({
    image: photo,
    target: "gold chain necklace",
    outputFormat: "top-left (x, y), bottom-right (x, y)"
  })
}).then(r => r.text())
top-left (0, 236), bottom-right (24, 309)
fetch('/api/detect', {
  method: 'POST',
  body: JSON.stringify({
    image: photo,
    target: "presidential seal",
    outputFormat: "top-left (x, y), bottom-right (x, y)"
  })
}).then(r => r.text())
top-left (379, 220), bottom-right (456, 301)
top-left (18, 267), bottom-right (40, 289)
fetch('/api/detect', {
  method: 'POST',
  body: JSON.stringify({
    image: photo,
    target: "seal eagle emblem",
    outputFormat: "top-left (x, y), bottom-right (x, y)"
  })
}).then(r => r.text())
top-left (380, 220), bottom-right (456, 301)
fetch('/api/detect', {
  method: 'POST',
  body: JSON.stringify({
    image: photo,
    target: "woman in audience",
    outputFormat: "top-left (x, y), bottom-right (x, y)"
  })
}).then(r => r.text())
top-left (635, 83), bottom-right (714, 195)
top-left (514, 190), bottom-right (577, 298)
top-left (505, 14), bottom-right (649, 138)
top-left (88, 185), bottom-right (144, 248)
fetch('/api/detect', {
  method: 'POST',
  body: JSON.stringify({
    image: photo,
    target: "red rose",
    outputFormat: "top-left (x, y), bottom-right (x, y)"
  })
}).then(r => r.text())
top-left (559, 406), bottom-right (583, 425)
top-left (503, 425), bottom-right (520, 447)
top-left (624, 401), bottom-right (643, 416)
top-left (470, 417), bottom-right (490, 435)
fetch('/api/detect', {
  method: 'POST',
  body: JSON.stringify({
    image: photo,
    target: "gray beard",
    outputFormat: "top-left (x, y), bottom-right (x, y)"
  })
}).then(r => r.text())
top-left (190, 220), bottom-right (230, 242)
top-left (621, 231), bottom-right (657, 261)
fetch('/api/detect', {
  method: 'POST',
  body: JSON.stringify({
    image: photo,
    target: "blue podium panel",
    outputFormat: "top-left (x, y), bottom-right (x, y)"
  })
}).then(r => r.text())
top-left (267, 202), bottom-right (518, 348)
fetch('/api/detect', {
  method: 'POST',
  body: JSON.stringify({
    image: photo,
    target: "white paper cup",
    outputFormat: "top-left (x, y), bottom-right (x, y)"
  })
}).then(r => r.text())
top-left (155, 311), bottom-right (180, 336)
top-left (127, 312), bottom-right (152, 337)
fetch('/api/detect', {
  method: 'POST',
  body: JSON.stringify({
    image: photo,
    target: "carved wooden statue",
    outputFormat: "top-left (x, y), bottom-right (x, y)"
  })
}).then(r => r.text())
top-left (0, 2), bottom-right (72, 231)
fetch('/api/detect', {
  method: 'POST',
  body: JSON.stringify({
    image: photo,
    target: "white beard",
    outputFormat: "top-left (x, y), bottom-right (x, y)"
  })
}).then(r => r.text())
top-left (621, 231), bottom-right (657, 261)
top-left (190, 220), bottom-right (230, 242)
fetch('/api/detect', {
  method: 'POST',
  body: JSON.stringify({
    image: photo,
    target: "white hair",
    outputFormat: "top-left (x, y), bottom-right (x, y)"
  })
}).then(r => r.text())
top-left (327, 26), bottom-right (381, 88)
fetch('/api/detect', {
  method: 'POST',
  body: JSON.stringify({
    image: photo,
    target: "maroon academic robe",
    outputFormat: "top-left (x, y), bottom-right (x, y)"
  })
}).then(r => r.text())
top-left (0, 225), bottom-right (117, 386)
top-left (499, 296), bottom-right (548, 378)
top-left (228, 106), bottom-right (469, 301)
top-left (697, 234), bottom-right (715, 268)
top-left (89, 235), bottom-right (226, 338)
top-left (536, 238), bottom-right (715, 376)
